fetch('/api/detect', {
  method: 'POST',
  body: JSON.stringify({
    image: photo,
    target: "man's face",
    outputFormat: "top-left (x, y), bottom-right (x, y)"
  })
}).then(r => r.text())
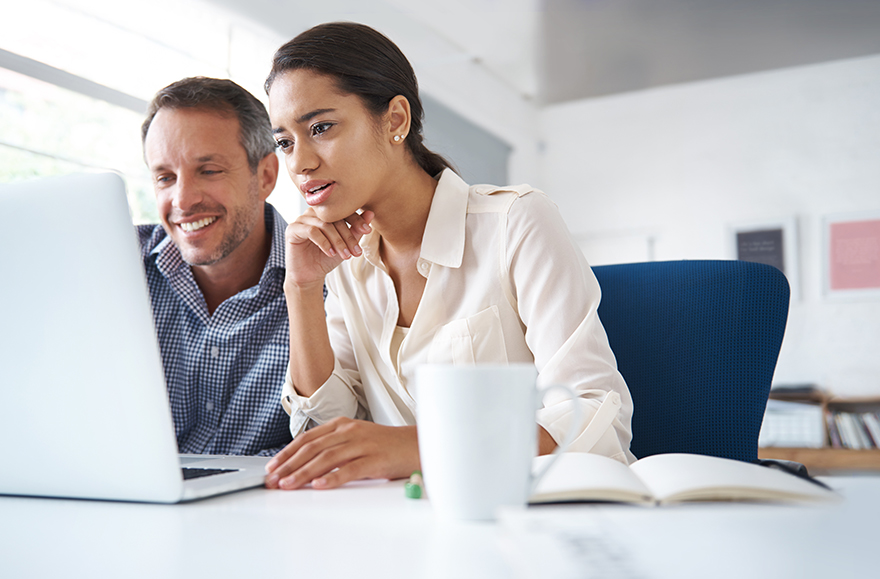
top-left (143, 107), bottom-right (265, 268)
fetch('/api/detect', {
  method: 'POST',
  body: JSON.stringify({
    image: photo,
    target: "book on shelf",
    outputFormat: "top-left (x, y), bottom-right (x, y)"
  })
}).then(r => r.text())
top-left (759, 399), bottom-right (825, 448)
top-left (833, 410), bottom-right (880, 449)
top-left (826, 412), bottom-right (843, 449)
top-left (832, 410), bottom-right (880, 450)
top-left (530, 452), bottom-right (839, 505)
top-left (863, 412), bottom-right (880, 446)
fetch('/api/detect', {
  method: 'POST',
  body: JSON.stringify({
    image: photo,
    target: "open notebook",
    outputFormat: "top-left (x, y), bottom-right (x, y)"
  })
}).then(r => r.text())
top-left (531, 452), bottom-right (839, 505)
top-left (0, 173), bottom-right (270, 503)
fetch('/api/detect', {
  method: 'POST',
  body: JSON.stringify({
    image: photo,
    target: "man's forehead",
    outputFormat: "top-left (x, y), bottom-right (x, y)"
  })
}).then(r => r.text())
top-left (147, 106), bottom-right (239, 135)
top-left (144, 107), bottom-right (244, 167)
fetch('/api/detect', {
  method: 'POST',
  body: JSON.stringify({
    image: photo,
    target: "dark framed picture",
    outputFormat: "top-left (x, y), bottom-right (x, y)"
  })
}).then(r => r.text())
top-left (730, 217), bottom-right (800, 301)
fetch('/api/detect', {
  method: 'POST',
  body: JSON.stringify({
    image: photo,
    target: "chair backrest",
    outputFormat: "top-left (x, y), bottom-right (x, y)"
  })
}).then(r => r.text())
top-left (591, 260), bottom-right (790, 462)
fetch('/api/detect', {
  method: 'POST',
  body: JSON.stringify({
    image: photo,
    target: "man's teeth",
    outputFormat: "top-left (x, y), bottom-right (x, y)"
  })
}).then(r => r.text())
top-left (180, 217), bottom-right (217, 232)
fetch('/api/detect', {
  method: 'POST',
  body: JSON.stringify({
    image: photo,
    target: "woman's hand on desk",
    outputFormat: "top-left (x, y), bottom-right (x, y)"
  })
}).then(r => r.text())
top-left (284, 209), bottom-right (373, 290)
top-left (264, 417), bottom-right (419, 490)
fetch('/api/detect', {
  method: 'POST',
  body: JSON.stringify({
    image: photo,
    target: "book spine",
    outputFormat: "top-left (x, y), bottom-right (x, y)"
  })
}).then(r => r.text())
top-left (860, 413), bottom-right (880, 449)
top-left (850, 413), bottom-right (873, 449)
top-left (851, 413), bottom-right (868, 449)
top-left (833, 413), bottom-right (848, 448)
top-left (825, 412), bottom-right (842, 449)
top-left (863, 413), bottom-right (880, 449)
top-left (847, 412), bottom-right (870, 450)
top-left (836, 413), bottom-right (860, 449)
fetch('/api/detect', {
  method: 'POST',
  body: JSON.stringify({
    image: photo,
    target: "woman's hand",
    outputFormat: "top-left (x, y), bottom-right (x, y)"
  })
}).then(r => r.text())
top-left (284, 209), bottom-right (374, 290)
top-left (264, 417), bottom-right (419, 490)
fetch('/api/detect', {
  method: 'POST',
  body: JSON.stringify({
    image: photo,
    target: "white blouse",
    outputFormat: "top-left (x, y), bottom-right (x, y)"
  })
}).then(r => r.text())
top-left (282, 169), bottom-right (635, 464)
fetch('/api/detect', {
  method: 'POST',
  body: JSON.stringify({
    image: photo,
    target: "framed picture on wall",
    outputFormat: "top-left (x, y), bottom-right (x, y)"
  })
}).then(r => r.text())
top-left (823, 211), bottom-right (880, 299)
top-left (729, 216), bottom-right (800, 301)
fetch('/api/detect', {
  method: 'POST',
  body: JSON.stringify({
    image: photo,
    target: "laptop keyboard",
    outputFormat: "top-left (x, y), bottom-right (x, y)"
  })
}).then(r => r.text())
top-left (181, 467), bottom-right (237, 480)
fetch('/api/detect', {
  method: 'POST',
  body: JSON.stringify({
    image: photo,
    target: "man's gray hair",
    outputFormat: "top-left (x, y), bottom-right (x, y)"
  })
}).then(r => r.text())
top-left (142, 77), bottom-right (275, 172)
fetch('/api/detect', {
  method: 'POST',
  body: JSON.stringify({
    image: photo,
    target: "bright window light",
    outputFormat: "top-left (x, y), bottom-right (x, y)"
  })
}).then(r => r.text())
top-left (0, 67), bottom-right (155, 222)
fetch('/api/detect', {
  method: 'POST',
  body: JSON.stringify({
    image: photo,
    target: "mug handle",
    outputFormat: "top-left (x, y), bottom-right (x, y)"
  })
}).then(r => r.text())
top-left (529, 384), bottom-right (582, 495)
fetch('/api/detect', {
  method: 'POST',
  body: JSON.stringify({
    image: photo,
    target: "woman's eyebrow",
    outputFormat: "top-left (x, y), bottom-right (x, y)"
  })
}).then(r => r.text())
top-left (296, 108), bottom-right (335, 124)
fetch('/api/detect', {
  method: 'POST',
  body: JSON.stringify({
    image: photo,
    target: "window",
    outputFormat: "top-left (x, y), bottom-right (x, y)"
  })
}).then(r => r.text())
top-left (0, 67), bottom-right (155, 222)
top-left (0, 0), bottom-right (299, 223)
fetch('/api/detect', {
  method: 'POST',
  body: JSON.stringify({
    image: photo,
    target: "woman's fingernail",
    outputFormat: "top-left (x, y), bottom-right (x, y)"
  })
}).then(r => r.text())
top-left (342, 249), bottom-right (351, 259)
top-left (352, 245), bottom-right (362, 256)
top-left (313, 478), bottom-right (327, 488)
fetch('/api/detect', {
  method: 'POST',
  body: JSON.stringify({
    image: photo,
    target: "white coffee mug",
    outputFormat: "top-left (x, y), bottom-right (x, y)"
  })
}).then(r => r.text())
top-left (415, 363), bottom-right (581, 521)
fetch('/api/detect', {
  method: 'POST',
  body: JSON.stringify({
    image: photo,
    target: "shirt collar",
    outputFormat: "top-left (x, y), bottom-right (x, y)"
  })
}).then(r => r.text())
top-left (262, 203), bottom-right (288, 279)
top-left (419, 169), bottom-right (469, 269)
top-left (359, 168), bottom-right (468, 273)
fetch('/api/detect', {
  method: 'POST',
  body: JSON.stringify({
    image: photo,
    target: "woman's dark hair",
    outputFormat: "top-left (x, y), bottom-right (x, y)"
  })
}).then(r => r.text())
top-left (265, 22), bottom-right (453, 177)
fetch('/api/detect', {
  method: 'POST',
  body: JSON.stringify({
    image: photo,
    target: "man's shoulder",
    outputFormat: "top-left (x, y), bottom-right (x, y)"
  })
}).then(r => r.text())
top-left (136, 223), bottom-right (168, 258)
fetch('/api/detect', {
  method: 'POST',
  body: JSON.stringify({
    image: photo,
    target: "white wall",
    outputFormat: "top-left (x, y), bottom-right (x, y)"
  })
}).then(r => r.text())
top-left (538, 54), bottom-right (880, 397)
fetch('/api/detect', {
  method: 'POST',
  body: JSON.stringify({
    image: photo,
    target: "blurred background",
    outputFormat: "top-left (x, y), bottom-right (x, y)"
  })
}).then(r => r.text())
top-left (2, 0), bottom-right (879, 398)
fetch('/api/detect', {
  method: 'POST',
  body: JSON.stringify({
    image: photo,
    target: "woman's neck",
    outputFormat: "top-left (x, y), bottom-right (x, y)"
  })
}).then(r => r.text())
top-left (366, 163), bottom-right (439, 252)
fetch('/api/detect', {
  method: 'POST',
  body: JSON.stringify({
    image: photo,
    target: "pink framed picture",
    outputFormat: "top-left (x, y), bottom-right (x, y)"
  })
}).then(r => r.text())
top-left (824, 212), bottom-right (880, 298)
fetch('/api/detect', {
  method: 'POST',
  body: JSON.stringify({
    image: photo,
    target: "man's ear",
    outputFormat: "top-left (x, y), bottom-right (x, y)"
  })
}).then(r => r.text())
top-left (256, 152), bottom-right (279, 201)
top-left (386, 95), bottom-right (411, 144)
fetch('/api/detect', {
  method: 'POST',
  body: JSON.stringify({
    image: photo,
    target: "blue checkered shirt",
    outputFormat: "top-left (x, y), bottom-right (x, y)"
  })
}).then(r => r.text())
top-left (137, 204), bottom-right (291, 456)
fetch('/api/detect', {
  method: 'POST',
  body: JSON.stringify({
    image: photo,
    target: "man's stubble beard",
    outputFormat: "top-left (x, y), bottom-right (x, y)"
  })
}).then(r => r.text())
top-left (180, 179), bottom-right (262, 268)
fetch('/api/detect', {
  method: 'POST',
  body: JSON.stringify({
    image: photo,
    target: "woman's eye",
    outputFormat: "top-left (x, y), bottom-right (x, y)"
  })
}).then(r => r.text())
top-left (311, 122), bottom-right (333, 137)
top-left (275, 138), bottom-right (293, 151)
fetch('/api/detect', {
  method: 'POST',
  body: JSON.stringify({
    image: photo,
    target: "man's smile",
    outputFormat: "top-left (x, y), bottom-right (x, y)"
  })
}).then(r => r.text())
top-left (178, 216), bottom-right (218, 232)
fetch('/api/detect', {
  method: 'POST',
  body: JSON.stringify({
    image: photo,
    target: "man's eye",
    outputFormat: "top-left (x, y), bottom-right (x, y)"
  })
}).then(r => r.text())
top-left (311, 122), bottom-right (333, 136)
top-left (275, 138), bottom-right (293, 151)
top-left (156, 175), bottom-right (174, 184)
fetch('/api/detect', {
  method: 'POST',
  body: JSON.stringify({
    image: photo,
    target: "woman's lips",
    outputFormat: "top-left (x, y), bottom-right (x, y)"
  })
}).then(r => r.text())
top-left (304, 182), bottom-right (334, 206)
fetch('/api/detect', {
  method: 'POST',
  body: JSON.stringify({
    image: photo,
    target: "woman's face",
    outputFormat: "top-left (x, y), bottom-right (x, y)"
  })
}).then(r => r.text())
top-left (268, 69), bottom-right (392, 223)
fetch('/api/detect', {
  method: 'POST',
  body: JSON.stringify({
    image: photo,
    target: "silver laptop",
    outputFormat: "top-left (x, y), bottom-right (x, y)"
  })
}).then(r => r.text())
top-left (0, 173), bottom-right (271, 502)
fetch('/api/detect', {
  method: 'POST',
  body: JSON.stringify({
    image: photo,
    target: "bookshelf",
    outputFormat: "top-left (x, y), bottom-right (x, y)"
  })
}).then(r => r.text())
top-left (758, 391), bottom-right (880, 472)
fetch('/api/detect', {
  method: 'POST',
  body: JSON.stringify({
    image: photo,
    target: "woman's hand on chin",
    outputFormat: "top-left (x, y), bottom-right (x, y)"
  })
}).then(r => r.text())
top-left (264, 417), bottom-right (419, 490)
top-left (284, 209), bottom-right (374, 290)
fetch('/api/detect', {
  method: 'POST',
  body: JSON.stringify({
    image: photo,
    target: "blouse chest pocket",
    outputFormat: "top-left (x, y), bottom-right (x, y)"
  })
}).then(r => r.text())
top-left (427, 305), bottom-right (508, 365)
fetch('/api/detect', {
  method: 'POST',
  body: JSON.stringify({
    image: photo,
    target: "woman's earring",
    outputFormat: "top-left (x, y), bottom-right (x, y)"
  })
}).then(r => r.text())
top-left (393, 135), bottom-right (402, 142)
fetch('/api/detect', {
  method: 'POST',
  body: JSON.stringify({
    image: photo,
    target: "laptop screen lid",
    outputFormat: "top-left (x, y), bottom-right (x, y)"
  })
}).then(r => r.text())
top-left (0, 173), bottom-right (209, 502)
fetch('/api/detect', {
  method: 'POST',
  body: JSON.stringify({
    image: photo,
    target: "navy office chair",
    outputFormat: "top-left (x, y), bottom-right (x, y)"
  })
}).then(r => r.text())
top-left (591, 260), bottom-right (790, 462)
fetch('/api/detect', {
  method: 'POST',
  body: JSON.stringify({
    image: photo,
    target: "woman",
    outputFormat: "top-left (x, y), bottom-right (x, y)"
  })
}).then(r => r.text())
top-left (263, 22), bottom-right (634, 491)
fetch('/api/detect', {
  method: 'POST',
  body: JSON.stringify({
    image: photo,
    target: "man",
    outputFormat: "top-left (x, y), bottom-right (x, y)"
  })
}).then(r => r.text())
top-left (139, 77), bottom-right (290, 456)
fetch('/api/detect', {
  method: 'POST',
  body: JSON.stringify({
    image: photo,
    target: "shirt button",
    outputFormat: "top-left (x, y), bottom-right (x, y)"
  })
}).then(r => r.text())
top-left (210, 346), bottom-right (220, 358)
top-left (206, 401), bottom-right (214, 411)
top-left (418, 262), bottom-right (429, 274)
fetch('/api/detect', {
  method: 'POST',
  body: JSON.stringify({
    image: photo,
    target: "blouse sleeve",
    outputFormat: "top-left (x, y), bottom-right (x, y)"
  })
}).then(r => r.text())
top-left (504, 191), bottom-right (635, 464)
top-left (280, 277), bottom-right (370, 438)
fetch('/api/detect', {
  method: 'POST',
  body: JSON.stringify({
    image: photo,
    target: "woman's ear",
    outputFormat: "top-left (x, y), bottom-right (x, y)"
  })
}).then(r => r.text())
top-left (386, 95), bottom-right (411, 144)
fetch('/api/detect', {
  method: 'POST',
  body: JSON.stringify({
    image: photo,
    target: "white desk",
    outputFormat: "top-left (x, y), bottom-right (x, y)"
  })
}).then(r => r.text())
top-left (1, 476), bottom-right (877, 578)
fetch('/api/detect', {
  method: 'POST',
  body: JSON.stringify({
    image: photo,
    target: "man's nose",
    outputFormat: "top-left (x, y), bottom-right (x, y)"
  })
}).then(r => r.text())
top-left (172, 174), bottom-right (204, 212)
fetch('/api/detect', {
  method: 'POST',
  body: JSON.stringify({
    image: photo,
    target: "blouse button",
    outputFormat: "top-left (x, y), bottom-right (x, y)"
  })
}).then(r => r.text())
top-left (210, 346), bottom-right (220, 358)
